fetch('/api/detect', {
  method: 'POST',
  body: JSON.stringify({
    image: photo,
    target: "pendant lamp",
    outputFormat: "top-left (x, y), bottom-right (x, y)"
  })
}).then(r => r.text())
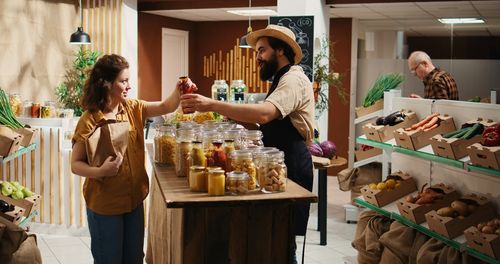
top-left (70, 0), bottom-right (91, 44)
top-left (239, 0), bottom-right (252, 48)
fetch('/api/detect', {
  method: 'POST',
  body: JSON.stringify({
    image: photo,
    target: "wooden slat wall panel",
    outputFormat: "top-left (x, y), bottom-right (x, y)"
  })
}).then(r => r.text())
top-left (84, 0), bottom-right (122, 55)
top-left (203, 38), bottom-right (269, 94)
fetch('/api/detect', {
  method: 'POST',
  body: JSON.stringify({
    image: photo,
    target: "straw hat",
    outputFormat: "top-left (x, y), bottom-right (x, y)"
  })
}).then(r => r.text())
top-left (246, 24), bottom-right (303, 64)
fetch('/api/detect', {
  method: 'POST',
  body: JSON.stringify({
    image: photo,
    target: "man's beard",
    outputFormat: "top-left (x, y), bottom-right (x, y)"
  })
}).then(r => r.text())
top-left (259, 53), bottom-right (278, 81)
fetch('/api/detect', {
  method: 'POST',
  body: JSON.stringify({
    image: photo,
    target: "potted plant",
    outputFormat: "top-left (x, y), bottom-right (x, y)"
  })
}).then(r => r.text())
top-left (313, 37), bottom-right (346, 120)
top-left (55, 47), bottom-right (99, 116)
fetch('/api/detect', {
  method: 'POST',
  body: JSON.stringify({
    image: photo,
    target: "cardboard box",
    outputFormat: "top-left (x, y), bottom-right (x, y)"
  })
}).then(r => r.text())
top-left (355, 147), bottom-right (382, 161)
top-left (464, 225), bottom-right (500, 259)
top-left (467, 143), bottom-right (500, 170)
top-left (0, 127), bottom-right (23, 157)
top-left (355, 99), bottom-right (383, 118)
top-left (13, 127), bottom-right (38, 147)
top-left (363, 111), bottom-right (418, 142)
top-left (360, 171), bottom-right (417, 207)
top-left (431, 118), bottom-right (497, 160)
top-left (393, 115), bottom-right (456, 150)
top-left (397, 183), bottom-right (460, 224)
top-left (0, 205), bottom-right (25, 225)
top-left (0, 193), bottom-right (41, 217)
top-left (425, 194), bottom-right (496, 239)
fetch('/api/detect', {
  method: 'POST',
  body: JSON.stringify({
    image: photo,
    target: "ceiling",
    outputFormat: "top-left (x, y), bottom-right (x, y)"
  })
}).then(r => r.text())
top-left (143, 1), bottom-right (500, 37)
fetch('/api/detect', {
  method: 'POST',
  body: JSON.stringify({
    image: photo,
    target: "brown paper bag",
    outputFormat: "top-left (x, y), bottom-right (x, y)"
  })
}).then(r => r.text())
top-left (337, 167), bottom-right (359, 191)
top-left (85, 120), bottom-right (129, 167)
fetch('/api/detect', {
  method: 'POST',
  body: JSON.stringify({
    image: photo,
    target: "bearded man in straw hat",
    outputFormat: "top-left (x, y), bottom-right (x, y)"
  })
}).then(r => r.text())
top-left (181, 24), bottom-right (314, 262)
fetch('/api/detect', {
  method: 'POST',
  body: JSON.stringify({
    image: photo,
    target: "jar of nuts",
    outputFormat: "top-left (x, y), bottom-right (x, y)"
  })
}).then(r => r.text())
top-left (231, 150), bottom-right (257, 190)
top-left (261, 150), bottom-right (287, 193)
top-left (226, 171), bottom-right (249, 195)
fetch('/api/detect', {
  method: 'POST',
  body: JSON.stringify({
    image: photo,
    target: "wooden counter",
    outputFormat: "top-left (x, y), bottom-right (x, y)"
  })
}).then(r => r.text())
top-left (145, 144), bottom-right (317, 264)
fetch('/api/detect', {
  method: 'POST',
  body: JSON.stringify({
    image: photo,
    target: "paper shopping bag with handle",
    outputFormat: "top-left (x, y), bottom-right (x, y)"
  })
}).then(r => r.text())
top-left (85, 120), bottom-right (129, 167)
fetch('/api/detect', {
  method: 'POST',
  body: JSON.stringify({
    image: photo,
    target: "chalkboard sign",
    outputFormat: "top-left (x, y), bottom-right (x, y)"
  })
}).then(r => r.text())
top-left (269, 16), bottom-right (314, 81)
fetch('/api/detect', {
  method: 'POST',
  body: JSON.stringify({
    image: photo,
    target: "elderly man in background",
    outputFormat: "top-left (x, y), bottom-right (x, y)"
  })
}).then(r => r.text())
top-left (408, 51), bottom-right (459, 100)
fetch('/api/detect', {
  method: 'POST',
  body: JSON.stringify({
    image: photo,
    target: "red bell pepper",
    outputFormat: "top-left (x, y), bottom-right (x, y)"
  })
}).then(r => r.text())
top-left (482, 126), bottom-right (500, 146)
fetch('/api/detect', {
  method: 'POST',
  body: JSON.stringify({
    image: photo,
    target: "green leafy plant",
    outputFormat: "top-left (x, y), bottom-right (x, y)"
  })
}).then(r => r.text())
top-left (362, 73), bottom-right (404, 107)
top-left (55, 47), bottom-right (99, 116)
top-left (313, 37), bottom-right (346, 120)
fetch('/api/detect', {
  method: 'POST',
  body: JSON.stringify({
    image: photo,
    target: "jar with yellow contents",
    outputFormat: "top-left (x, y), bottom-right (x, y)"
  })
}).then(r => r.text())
top-left (230, 150), bottom-right (257, 190)
top-left (189, 166), bottom-right (207, 192)
top-left (176, 128), bottom-right (195, 177)
top-left (207, 169), bottom-right (225, 196)
top-left (223, 140), bottom-right (235, 172)
top-left (189, 141), bottom-right (206, 167)
top-left (154, 125), bottom-right (176, 166)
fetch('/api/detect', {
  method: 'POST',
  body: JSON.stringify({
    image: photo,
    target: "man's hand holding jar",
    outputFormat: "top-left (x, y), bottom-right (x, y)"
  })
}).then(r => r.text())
top-left (177, 76), bottom-right (198, 113)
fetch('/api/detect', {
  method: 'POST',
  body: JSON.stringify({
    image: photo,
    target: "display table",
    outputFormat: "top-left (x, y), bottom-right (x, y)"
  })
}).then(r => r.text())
top-left (145, 144), bottom-right (317, 264)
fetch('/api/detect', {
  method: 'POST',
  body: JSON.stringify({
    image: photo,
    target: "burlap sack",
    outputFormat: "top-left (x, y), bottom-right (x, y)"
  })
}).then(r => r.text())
top-left (352, 212), bottom-right (393, 264)
top-left (11, 235), bottom-right (41, 264)
top-left (379, 221), bottom-right (417, 264)
top-left (85, 120), bottom-right (129, 167)
top-left (350, 163), bottom-right (382, 204)
top-left (408, 232), bottom-right (430, 264)
top-left (416, 238), bottom-right (445, 264)
top-left (0, 217), bottom-right (27, 263)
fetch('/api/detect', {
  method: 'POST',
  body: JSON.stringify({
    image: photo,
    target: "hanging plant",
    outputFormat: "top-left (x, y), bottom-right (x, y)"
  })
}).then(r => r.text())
top-left (55, 47), bottom-right (99, 116)
top-left (313, 37), bottom-right (347, 120)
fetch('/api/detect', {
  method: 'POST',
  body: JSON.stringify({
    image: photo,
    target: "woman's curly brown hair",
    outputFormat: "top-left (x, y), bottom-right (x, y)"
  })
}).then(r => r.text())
top-left (81, 54), bottom-right (129, 113)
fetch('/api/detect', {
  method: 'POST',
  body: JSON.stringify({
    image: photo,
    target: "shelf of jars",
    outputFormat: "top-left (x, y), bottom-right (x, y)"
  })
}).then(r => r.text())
top-left (354, 197), bottom-right (500, 264)
top-left (355, 136), bottom-right (500, 178)
top-left (0, 143), bottom-right (36, 164)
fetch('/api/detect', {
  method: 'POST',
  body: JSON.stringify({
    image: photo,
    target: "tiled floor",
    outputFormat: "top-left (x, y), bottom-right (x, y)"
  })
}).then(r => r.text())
top-left (32, 176), bottom-right (359, 264)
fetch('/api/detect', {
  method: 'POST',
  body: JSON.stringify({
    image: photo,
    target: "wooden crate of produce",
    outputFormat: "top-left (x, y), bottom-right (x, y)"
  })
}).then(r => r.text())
top-left (0, 205), bottom-right (25, 225)
top-left (13, 127), bottom-right (38, 147)
top-left (465, 224), bottom-right (500, 259)
top-left (355, 99), bottom-right (383, 118)
top-left (0, 193), bottom-right (41, 217)
top-left (360, 171), bottom-right (417, 207)
top-left (362, 110), bottom-right (418, 142)
top-left (397, 183), bottom-right (460, 224)
top-left (467, 143), bottom-right (500, 170)
top-left (431, 118), bottom-right (496, 160)
top-left (354, 147), bottom-right (382, 161)
top-left (0, 126), bottom-right (23, 157)
top-left (394, 114), bottom-right (456, 151)
top-left (425, 194), bottom-right (496, 239)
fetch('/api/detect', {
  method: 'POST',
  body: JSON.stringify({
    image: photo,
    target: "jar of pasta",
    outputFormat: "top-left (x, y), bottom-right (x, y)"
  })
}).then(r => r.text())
top-left (154, 125), bottom-right (176, 166)
top-left (189, 166), bottom-right (207, 192)
top-left (176, 128), bottom-right (195, 177)
top-left (230, 150), bottom-right (257, 190)
top-left (226, 171), bottom-right (249, 195)
top-left (261, 151), bottom-right (287, 193)
top-left (243, 130), bottom-right (263, 149)
top-left (207, 169), bottom-right (225, 196)
top-left (9, 93), bottom-right (22, 117)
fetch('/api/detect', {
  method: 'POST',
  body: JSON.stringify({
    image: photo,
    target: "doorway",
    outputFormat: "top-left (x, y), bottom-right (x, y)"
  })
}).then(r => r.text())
top-left (161, 28), bottom-right (189, 99)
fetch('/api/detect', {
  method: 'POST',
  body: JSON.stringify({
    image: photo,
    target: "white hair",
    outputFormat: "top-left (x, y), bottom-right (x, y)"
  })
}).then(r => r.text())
top-left (409, 51), bottom-right (432, 64)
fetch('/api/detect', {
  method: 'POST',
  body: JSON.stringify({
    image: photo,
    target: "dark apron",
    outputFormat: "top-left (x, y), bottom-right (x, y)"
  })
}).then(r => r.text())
top-left (260, 64), bottom-right (313, 236)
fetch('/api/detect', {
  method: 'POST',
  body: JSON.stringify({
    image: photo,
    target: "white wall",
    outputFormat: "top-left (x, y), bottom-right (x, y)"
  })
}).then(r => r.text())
top-left (122, 0), bottom-right (138, 99)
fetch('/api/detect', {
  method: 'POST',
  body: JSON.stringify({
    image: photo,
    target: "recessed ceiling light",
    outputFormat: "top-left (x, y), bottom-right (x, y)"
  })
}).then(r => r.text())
top-left (438, 18), bottom-right (485, 24)
top-left (227, 9), bottom-right (277, 17)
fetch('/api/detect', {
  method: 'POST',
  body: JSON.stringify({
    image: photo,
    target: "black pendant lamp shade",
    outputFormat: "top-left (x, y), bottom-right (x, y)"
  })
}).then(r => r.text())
top-left (239, 27), bottom-right (252, 49)
top-left (70, 27), bottom-right (91, 45)
top-left (70, 0), bottom-right (91, 45)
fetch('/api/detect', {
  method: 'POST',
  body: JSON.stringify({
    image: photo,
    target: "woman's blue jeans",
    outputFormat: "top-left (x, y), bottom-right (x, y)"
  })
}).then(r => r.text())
top-left (86, 203), bottom-right (144, 264)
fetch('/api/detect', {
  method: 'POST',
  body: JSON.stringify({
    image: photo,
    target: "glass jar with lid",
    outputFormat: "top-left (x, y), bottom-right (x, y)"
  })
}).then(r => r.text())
top-left (189, 166), bottom-right (207, 192)
top-left (230, 150), bottom-right (257, 190)
top-left (41, 100), bottom-right (56, 118)
top-left (207, 169), bottom-right (226, 196)
top-left (211, 80), bottom-right (228, 101)
top-left (229, 80), bottom-right (247, 103)
top-left (223, 129), bottom-right (244, 150)
top-left (207, 141), bottom-right (226, 169)
top-left (9, 93), bottom-right (22, 117)
top-left (154, 125), bottom-right (176, 166)
top-left (223, 140), bottom-right (235, 172)
top-left (202, 130), bottom-right (222, 153)
top-left (261, 150), bottom-right (287, 193)
top-left (253, 148), bottom-right (277, 189)
top-left (244, 130), bottom-right (263, 149)
top-left (226, 171), bottom-right (249, 195)
top-left (176, 128), bottom-right (196, 177)
top-left (189, 141), bottom-right (206, 167)
top-left (22, 100), bottom-right (33, 117)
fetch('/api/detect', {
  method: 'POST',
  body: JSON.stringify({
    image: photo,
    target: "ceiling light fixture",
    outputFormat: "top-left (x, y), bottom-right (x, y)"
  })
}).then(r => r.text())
top-left (238, 0), bottom-right (253, 49)
top-left (70, 0), bottom-right (91, 44)
top-left (438, 18), bottom-right (485, 24)
top-left (227, 9), bottom-right (277, 17)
